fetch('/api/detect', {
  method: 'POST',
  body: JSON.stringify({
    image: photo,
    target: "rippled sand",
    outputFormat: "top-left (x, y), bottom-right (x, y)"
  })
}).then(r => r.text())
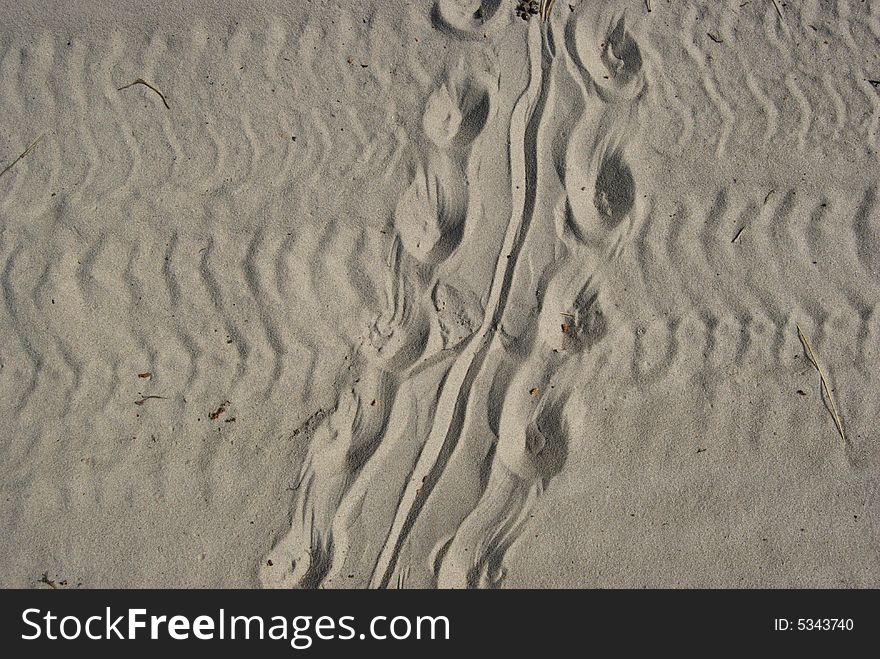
top-left (1, 0), bottom-right (878, 588)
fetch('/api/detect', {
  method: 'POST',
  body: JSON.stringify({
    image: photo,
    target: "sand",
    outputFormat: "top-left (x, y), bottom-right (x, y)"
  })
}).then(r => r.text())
top-left (0, 0), bottom-right (878, 588)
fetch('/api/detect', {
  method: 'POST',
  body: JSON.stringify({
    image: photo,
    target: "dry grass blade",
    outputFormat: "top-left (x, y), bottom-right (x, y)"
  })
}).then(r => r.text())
top-left (769, 0), bottom-right (784, 21)
top-left (117, 78), bottom-right (170, 109)
top-left (796, 324), bottom-right (847, 444)
top-left (0, 134), bottom-right (45, 180)
top-left (540, 0), bottom-right (556, 22)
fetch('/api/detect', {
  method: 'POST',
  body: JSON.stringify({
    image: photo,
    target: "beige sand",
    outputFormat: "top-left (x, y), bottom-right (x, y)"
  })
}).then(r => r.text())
top-left (0, 0), bottom-right (878, 588)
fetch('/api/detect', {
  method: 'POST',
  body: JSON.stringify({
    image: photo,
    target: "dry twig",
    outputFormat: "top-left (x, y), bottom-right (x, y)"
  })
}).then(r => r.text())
top-left (769, 0), bottom-right (784, 21)
top-left (117, 78), bottom-right (170, 109)
top-left (0, 134), bottom-right (45, 180)
top-left (796, 325), bottom-right (846, 444)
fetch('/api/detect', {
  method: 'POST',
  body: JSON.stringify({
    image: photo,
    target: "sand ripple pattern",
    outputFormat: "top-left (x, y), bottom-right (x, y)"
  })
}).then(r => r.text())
top-left (0, 4), bottom-right (457, 586)
top-left (1, 1), bottom-right (878, 588)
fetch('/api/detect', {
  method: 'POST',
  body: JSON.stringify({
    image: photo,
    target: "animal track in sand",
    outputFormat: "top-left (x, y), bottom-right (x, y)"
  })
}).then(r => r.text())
top-left (396, 72), bottom-right (491, 265)
top-left (261, 375), bottom-right (395, 589)
top-left (267, 5), bottom-right (641, 591)
top-left (431, 0), bottom-right (502, 39)
top-left (422, 77), bottom-right (491, 151)
top-left (562, 8), bottom-right (644, 253)
top-left (264, 65), bottom-right (493, 587)
top-left (394, 163), bottom-right (467, 266)
top-left (261, 242), bottom-right (434, 588)
top-left (432, 282), bottom-right (483, 350)
top-left (436, 390), bottom-right (571, 588)
top-left (363, 241), bottom-right (432, 372)
top-left (568, 13), bottom-right (644, 104)
top-left (594, 148), bottom-right (635, 229)
top-left (543, 280), bottom-right (608, 354)
top-left (429, 9), bottom-right (641, 588)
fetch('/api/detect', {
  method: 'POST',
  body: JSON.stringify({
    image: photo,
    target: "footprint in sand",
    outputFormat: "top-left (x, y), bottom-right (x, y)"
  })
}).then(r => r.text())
top-left (395, 163), bottom-right (467, 265)
top-left (593, 148), bottom-right (636, 230)
top-left (435, 9), bottom-right (641, 588)
top-left (568, 12), bottom-right (644, 104)
top-left (262, 70), bottom-right (492, 588)
top-left (395, 70), bottom-right (491, 265)
top-left (260, 243), bottom-right (429, 589)
top-left (436, 277), bottom-right (607, 588)
top-left (432, 281), bottom-right (484, 350)
top-left (431, 1), bottom-right (502, 40)
top-left (564, 11), bottom-right (644, 253)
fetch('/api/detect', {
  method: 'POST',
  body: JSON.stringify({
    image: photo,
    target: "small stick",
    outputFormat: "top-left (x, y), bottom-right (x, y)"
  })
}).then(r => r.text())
top-left (732, 226), bottom-right (746, 243)
top-left (39, 573), bottom-right (57, 589)
top-left (645, 0), bottom-right (652, 12)
top-left (796, 325), bottom-right (847, 445)
top-left (134, 395), bottom-right (168, 406)
top-left (769, 0), bottom-right (783, 21)
top-left (117, 78), bottom-right (170, 109)
top-left (707, 32), bottom-right (723, 44)
top-left (0, 134), bottom-right (45, 180)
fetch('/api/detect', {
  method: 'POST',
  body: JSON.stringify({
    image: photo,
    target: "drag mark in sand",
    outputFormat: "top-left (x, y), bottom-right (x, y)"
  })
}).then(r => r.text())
top-left (368, 19), bottom-right (556, 589)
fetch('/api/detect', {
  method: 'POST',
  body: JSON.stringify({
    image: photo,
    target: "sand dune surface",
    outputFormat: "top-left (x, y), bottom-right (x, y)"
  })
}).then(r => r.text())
top-left (1, 0), bottom-right (879, 588)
